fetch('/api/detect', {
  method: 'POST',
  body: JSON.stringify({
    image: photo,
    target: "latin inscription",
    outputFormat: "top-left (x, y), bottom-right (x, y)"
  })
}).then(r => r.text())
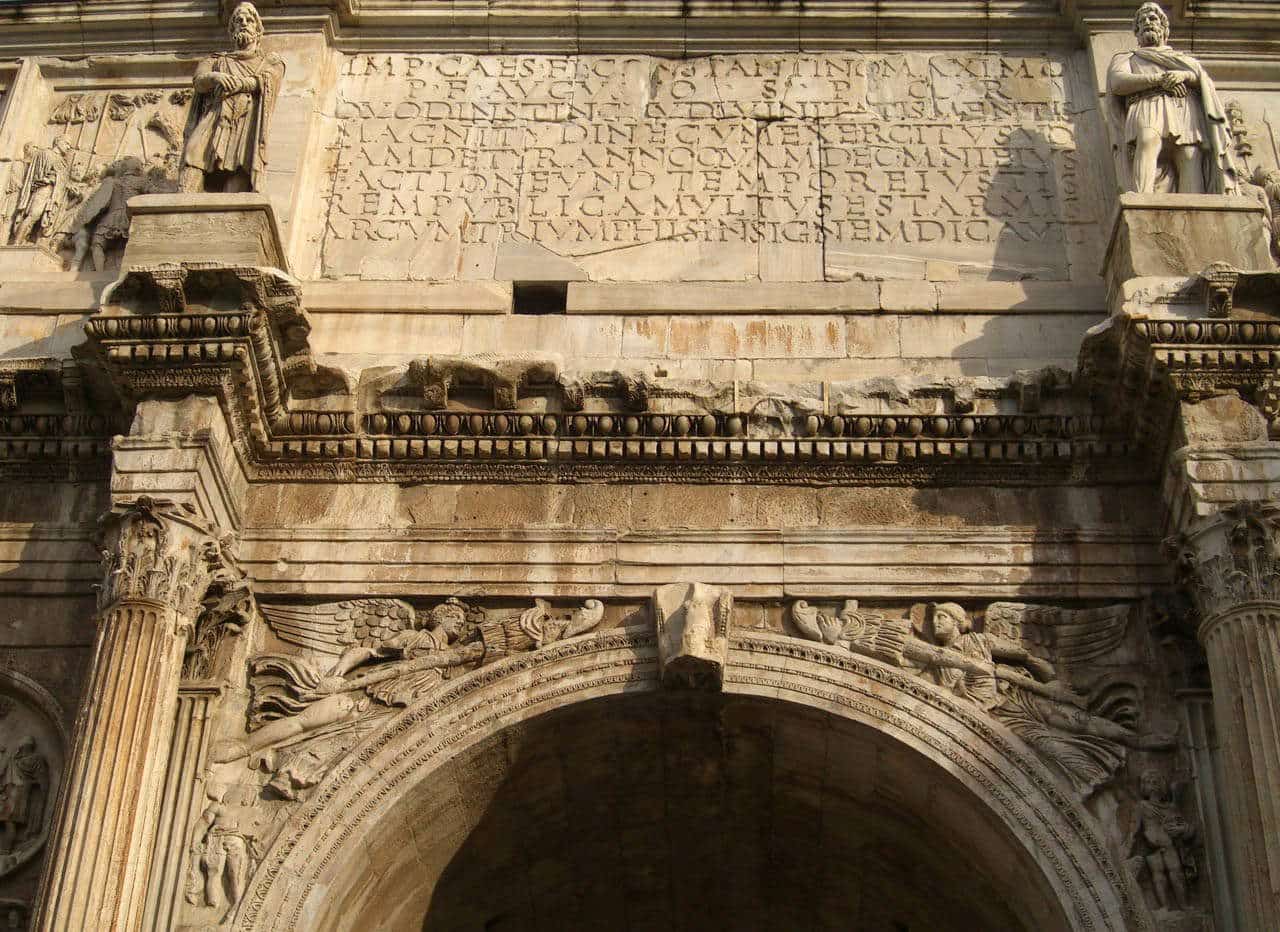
top-left (320, 53), bottom-right (1101, 281)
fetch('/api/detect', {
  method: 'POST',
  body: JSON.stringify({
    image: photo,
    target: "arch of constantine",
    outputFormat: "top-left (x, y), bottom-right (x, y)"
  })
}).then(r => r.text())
top-left (0, 1), bottom-right (1278, 929)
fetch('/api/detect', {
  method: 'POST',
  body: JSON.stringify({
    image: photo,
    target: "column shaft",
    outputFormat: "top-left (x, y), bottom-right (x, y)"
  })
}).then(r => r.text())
top-left (36, 602), bottom-right (188, 931)
top-left (1200, 604), bottom-right (1280, 931)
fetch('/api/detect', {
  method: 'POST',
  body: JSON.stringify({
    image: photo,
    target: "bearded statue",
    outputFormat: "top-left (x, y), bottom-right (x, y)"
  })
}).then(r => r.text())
top-left (178, 1), bottom-right (285, 193)
top-left (1106, 2), bottom-right (1238, 195)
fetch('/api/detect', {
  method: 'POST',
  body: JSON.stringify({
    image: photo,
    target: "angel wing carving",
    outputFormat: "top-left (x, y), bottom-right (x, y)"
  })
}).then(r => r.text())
top-left (984, 602), bottom-right (1130, 666)
top-left (260, 599), bottom-right (417, 656)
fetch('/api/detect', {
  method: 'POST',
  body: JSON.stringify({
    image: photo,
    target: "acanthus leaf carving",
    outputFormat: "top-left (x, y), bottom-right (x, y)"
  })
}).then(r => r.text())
top-left (96, 496), bottom-right (241, 623)
top-left (1170, 500), bottom-right (1280, 626)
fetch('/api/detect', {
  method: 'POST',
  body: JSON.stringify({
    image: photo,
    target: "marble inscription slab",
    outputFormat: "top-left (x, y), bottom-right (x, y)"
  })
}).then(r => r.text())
top-left (319, 53), bottom-right (1104, 283)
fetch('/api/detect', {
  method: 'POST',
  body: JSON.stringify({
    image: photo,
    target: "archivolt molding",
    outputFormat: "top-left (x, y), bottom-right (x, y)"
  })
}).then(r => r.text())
top-left (233, 627), bottom-right (1149, 932)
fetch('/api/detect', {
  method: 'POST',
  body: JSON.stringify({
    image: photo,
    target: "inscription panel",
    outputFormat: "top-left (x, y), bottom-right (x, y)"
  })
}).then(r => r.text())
top-left (319, 52), bottom-right (1104, 283)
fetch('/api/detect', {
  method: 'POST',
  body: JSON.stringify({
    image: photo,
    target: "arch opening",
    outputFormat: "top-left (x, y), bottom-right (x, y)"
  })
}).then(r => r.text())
top-left (314, 691), bottom-right (1070, 932)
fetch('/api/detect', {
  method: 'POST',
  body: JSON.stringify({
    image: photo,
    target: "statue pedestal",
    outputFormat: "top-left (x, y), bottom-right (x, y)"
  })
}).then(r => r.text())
top-left (121, 193), bottom-right (288, 272)
top-left (1104, 193), bottom-right (1273, 300)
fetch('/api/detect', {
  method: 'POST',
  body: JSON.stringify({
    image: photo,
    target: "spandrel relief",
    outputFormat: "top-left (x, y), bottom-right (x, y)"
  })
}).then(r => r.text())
top-left (183, 595), bottom-right (612, 927)
top-left (319, 50), bottom-right (1104, 283)
top-left (3, 85), bottom-right (186, 271)
top-left (217, 597), bottom-right (608, 789)
top-left (786, 596), bottom-right (1207, 924)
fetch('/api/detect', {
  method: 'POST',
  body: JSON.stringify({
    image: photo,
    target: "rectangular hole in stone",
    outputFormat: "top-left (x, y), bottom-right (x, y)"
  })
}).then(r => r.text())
top-left (513, 281), bottom-right (568, 315)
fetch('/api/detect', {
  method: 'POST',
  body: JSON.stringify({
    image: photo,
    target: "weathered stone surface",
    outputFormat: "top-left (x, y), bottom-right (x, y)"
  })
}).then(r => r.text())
top-left (1, 5), bottom-right (1278, 932)
top-left (317, 51), bottom-right (1102, 284)
top-left (122, 193), bottom-right (288, 270)
top-left (1105, 193), bottom-right (1272, 285)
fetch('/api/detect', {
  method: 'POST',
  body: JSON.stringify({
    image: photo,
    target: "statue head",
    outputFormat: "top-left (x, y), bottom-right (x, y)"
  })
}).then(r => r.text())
top-left (428, 598), bottom-right (468, 640)
top-left (228, 1), bottom-right (264, 51)
top-left (108, 156), bottom-right (144, 178)
top-left (1133, 2), bottom-right (1170, 47)
top-left (928, 602), bottom-right (971, 646)
top-left (1140, 768), bottom-right (1169, 800)
top-left (51, 137), bottom-right (72, 158)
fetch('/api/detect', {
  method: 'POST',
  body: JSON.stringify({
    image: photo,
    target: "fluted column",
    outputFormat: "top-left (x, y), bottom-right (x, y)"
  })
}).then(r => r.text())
top-left (34, 497), bottom-right (239, 932)
top-left (1174, 502), bottom-right (1280, 931)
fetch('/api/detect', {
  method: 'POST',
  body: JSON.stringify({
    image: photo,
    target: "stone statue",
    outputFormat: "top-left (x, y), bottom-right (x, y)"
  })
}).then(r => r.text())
top-left (1125, 769), bottom-right (1197, 912)
top-left (187, 783), bottom-right (263, 915)
top-left (0, 737), bottom-right (48, 854)
top-left (7, 138), bottom-right (72, 245)
top-left (1106, 3), bottom-right (1238, 195)
top-left (178, 1), bottom-right (284, 193)
top-left (66, 156), bottom-right (166, 271)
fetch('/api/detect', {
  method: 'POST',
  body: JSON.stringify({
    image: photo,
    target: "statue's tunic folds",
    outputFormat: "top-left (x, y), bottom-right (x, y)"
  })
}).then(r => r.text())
top-left (181, 49), bottom-right (284, 187)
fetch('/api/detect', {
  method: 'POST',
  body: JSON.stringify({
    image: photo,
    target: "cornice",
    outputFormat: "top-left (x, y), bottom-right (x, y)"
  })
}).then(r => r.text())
top-left (76, 262), bottom-right (1144, 486)
top-left (1078, 288), bottom-right (1280, 472)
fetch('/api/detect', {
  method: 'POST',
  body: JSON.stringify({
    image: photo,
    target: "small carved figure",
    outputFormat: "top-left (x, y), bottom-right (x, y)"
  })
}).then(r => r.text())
top-left (1252, 166), bottom-right (1280, 256)
top-left (7, 138), bottom-right (72, 245)
top-left (0, 737), bottom-right (48, 854)
top-left (1126, 769), bottom-right (1197, 912)
top-left (65, 157), bottom-right (167, 272)
top-left (187, 783), bottom-right (263, 915)
top-left (913, 601), bottom-right (1058, 708)
top-left (1106, 3), bottom-right (1238, 194)
top-left (178, 2), bottom-right (284, 193)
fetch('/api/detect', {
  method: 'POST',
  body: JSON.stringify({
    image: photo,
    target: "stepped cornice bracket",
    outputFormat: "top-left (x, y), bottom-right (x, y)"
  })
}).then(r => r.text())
top-left (1080, 309), bottom-right (1280, 456)
top-left (87, 262), bottom-right (344, 455)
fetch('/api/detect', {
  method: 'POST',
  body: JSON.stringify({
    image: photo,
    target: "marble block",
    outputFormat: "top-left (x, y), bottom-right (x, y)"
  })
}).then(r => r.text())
top-left (1104, 193), bottom-right (1274, 299)
top-left (121, 193), bottom-right (289, 273)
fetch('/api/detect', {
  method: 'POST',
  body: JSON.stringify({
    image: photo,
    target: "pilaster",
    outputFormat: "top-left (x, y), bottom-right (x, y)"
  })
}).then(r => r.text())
top-left (1171, 502), bottom-right (1280, 930)
top-left (33, 497), bottom-right (241, 932)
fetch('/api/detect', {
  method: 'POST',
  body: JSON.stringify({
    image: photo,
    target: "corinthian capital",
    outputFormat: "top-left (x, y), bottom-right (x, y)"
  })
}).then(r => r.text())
top-left (1170, 501), bottom-right (1280, 627)
top-left (96, 497), bottom-right (240, 620)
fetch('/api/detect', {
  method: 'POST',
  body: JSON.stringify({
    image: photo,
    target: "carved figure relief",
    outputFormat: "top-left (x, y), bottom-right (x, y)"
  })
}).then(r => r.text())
top-left (1125, 769), bottom-right (1199, 916)
top-left (3, 83), bottom-right (185, 268)
top-left (186, 783), bottom-right (266, 922)
top-left (0, 688), bottom-right (63, 883)
top-left (1106, 3), bottom-right (1239, 194)
top-left (790, 599), bottom-right (1175, 797)
top-left (66, 156), bottom-right (167, 271)
top-left (178, 1), bottom-right (284, 194)
top-left (6, 139), bottom-right (72, 246)
top-left (218, 598), bottom-right (606, 772)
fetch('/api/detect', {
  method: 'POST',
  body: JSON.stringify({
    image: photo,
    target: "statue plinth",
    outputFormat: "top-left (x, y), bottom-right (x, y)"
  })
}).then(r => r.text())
top-left (1104, 193), bottom-right (1273, 299)
top-left (121, 193), bottom-right (288, 273)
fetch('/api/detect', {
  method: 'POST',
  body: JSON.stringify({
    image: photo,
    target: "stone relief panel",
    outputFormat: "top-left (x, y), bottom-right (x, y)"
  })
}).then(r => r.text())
top-left (177, 590), bottom-right (1209, 928)
top-left (786, 597), bottom-right (1208, 928)
top-left (0, 674), bottom-right (64, 924)
top-left (317, 50), bottom-right (1106, 283)
top-left (2, 82), bottom-right (186, 271)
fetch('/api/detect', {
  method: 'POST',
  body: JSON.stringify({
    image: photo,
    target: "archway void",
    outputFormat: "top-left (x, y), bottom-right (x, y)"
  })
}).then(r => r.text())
top-left (313, 691), bottom-right (1068, 932)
